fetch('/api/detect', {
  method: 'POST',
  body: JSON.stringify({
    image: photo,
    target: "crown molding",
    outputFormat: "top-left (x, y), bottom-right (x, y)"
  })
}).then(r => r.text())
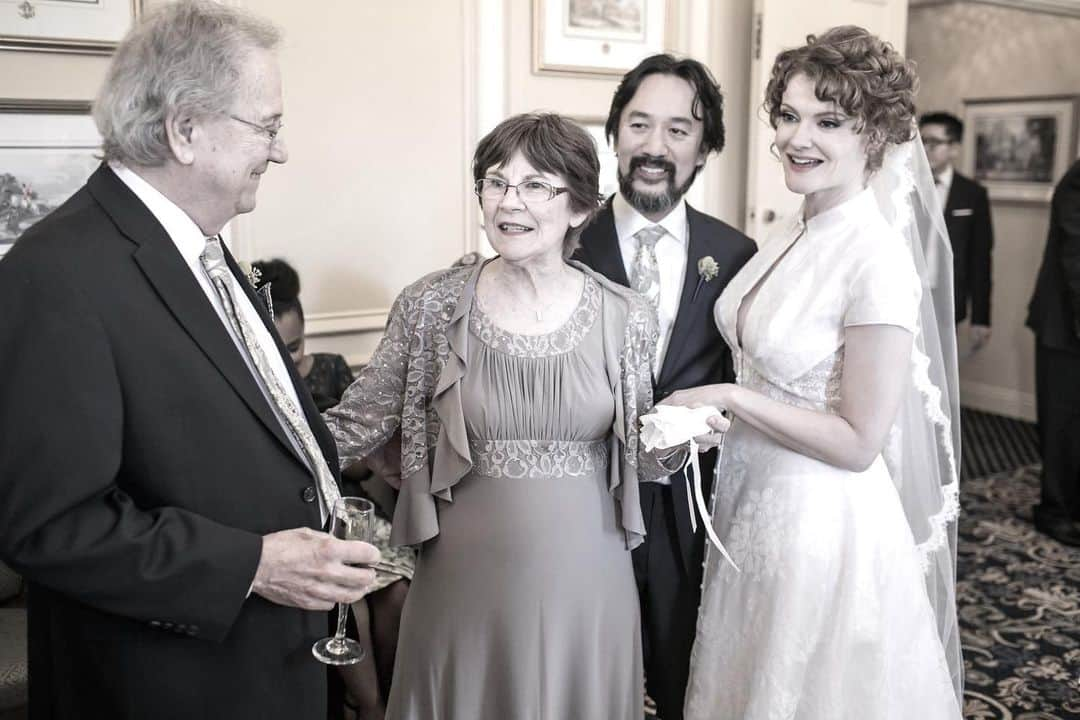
top-left (305, 309), bottom-right (390, 337)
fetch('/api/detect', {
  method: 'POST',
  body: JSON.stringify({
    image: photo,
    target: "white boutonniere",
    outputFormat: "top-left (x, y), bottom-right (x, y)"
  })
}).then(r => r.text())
top-left (692, 255), bottom-right (719, 302)
top-left (698, 255), bottom-right (719, 281)
top-left (237, 260), bottom-right (262, 290)
top-left (237, 260), bottom-right (273, 318)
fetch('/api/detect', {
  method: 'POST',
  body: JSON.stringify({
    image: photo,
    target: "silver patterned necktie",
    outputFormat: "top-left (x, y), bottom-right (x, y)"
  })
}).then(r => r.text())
top-left (631, 225), bottom-right (665, 310)
top-left (200, 237), bottom-right (341, 512)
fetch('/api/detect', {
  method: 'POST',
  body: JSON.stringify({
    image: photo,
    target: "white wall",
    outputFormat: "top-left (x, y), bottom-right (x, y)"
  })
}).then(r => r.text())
top-left (1, 0), bottom-right (756, 367)
top-left (283, 0), bottom-right (755, 365)
top-left (227, 0), bottom-right (474, 366)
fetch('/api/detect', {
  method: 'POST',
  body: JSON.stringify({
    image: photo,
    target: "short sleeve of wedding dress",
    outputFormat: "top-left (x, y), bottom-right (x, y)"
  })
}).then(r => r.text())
top-left (844, 231), bottom-right (921, 332)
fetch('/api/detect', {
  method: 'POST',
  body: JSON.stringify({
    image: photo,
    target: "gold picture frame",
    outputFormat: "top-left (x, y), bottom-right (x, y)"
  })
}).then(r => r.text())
top-left (0, 0), bottom-right (142, 55)
top-left (0, 98), bottom-right (100, 258)
top-left (533, 0), bottom-right (676, 78)
top-left (962, 95), bottom-right (1079, 203)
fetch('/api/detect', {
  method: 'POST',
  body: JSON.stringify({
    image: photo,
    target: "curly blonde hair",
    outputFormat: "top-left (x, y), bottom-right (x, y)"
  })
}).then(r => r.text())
top-left (763, 25), bottom-right (918, 171)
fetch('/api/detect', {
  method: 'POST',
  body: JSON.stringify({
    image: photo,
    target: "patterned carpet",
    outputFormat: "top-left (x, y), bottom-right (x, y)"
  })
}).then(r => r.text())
top-left (958, 463), bottom-right (1080, 718)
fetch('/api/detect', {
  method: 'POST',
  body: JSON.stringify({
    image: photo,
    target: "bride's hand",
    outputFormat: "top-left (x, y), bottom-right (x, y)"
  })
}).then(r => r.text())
top-left (693, 429), bottom-right (727, 449)
top-left (694, 412), bottom-right (732, 446)
top-left (659, 384), bottom-right (732, 412)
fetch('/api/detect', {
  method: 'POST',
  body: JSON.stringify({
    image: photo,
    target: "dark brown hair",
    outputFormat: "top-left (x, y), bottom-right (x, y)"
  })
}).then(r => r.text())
top-left (472, 113), bottom-right (600, 256)
top-left (605, 54), bottom-right (725, 157)
top-left (764, 25), bottom-right (918, 171)
top-left (919, 111), bottom-right (963, 143)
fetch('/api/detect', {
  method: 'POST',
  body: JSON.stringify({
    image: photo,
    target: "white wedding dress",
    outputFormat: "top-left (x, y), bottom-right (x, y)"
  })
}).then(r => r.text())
top-left (683, 189), bottom-right (962, 720)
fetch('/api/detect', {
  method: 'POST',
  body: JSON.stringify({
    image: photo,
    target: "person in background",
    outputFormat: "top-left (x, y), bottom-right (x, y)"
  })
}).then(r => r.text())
top-left (1026, 158), bottom-right (1080, 547)
top-left (920, 111), bottom-right (994, 350)
top-left (253, 258), bottom-right (355, 411)
top-left (251, 257), bottom-right (415, 719)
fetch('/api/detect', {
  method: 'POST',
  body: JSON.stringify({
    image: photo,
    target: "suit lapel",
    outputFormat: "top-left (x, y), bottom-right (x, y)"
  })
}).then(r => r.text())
top-left (658, 206), bottom-right (707, 385)
top-left (87, 166), bottom-right (305, 466)
top-left (224, 249), bottom-right (341, 472)
top-left (589, 202), bottom-right (631, 287)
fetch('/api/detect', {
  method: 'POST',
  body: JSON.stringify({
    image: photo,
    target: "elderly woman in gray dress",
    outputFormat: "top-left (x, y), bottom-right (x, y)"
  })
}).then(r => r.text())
top-left (324, 112), bottom-right (683, 719)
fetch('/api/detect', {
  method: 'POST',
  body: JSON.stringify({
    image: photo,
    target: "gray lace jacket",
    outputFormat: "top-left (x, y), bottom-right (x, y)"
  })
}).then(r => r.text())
top-left (324, 259), bottom-right (678, 549)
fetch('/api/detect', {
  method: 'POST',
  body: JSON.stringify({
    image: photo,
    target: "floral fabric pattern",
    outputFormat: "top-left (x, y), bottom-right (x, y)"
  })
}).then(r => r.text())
top-left (470, 278), bottom-right (601, 357)
top-left (468, 439), bottom-right (608, 480)
top-left (324, 260), bottom-right (666, 548)
top-left (958, 464), bottom-right (1080, 719)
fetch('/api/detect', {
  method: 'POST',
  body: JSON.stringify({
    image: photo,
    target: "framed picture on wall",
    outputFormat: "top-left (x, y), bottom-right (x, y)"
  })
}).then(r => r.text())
top-left (0, 0), bottom-right (142, 54)
top-left (575, 118), bottom-right (619, 200)
top-left (533, 0), bottom-right (673, 77)
top-left (0, 99), bottom-right (100, 259)
top-left (961, 95), bottom-right (1078, 203)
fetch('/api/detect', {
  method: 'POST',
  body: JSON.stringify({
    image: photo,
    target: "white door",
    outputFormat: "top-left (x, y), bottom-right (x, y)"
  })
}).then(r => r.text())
top-left (745, 0), bottom-right (908, 242)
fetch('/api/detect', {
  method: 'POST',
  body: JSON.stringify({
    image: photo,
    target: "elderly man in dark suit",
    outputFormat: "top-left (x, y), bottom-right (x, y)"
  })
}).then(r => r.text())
top-left (0, 2), bottom-right (379, 718)
top-left (1027, 158), bottom-right (1080, 547)
top-left (574, 54), bottom-right (755, 720)
top-left (920, 112), bottom-right (995, 350)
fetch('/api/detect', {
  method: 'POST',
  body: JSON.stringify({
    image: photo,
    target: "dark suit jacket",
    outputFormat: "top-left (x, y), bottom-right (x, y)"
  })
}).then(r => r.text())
top-left (573, 200), bottom-right (755, 581)
top-left (0, 165), bottom-right (337, 719)
top-left (944, 171), bottom-right (994, 325)
top-left (1027, 158), bottom-right (1080, 353)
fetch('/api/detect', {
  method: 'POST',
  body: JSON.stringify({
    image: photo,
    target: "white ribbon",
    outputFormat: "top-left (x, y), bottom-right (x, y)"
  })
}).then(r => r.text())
top-left (640, 406), bottom-right (740, 572)
top-left (683, 434), bottom-right (739, 572)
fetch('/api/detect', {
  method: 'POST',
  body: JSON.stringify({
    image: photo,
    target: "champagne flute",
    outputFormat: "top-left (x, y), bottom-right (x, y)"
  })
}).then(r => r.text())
top-left (312, 496), bottom-right (374, 665)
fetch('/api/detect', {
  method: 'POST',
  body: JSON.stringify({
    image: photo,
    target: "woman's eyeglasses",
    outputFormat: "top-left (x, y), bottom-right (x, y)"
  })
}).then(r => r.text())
top-left (474, 178), bottom-right (569, 203)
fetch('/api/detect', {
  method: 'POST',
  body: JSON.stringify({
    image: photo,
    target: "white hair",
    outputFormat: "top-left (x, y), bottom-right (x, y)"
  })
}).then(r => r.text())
top-left (94, 0), bottom-right (280, 166)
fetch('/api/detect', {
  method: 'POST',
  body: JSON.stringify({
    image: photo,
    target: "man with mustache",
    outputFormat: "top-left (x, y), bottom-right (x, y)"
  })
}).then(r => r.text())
top-left (0, 2), bottom-right (379, 717)
top-left (574, 54), bottom-right (755, 720)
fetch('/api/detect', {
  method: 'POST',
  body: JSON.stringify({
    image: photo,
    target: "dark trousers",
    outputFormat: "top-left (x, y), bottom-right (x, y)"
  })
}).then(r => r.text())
top-left (1035, 343), bottom-right (1080, 522)
top-left (633, 482), bottom-right (700, 720)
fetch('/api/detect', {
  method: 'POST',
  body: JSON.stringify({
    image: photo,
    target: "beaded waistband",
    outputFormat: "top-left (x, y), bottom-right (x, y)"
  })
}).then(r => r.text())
top-left (468, 438), bottom-right (608, 479)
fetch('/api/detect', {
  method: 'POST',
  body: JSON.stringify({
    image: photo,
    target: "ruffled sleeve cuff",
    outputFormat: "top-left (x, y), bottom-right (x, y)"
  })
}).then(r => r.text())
top-left (388, 264), bottom-right (479, 546)
top-left (594, 273), bottom-right (651, 551)
top-left (609, 432), bottom-right (647, 550)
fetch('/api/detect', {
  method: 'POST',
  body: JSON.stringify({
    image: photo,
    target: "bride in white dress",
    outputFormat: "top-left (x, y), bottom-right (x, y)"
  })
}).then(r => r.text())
top-left (663, 27), bottom-right (964, 719)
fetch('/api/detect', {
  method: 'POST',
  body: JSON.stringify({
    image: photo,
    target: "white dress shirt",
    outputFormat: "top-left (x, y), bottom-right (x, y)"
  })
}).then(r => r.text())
top-left (613, 192), bottom-right (689, 376)
top-left (928, 164), bottom-right (954, 291)
top-left (613, 193), bottom-right (689, 486)
top-left (935, 164), bottom-right (954, 209)
top-left (110, 164), bottom-right (327, 523)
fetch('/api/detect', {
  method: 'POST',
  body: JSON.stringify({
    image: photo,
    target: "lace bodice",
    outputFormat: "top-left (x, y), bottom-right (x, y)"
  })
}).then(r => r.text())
top-left (738, 353), bottom-right (845, 414)
top-left (468, 277), bottom-right (601, 358)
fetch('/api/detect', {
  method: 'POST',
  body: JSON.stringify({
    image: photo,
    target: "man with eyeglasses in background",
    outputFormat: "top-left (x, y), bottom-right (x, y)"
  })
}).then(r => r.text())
top-left (0, 2), bottom-right (379, 718)
top-left (574, 54), bottom-right (755, 720)
top-left (920, 111), bottom-right (995, 353)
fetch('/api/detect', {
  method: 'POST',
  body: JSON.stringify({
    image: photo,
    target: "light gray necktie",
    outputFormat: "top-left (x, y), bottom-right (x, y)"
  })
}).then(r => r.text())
top-left (631, 225), bottom-right (665, 310)
top-left (200, 237), bottom-right (341, 512)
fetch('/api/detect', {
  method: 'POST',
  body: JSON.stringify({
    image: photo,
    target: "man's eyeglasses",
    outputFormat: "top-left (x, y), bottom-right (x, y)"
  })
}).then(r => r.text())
top-left (229, 115), bottom-right (284, 146)
top-left (474, 178), bottom-right (569, 204)
top-left (921, 137), bottom-right (955, 150)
